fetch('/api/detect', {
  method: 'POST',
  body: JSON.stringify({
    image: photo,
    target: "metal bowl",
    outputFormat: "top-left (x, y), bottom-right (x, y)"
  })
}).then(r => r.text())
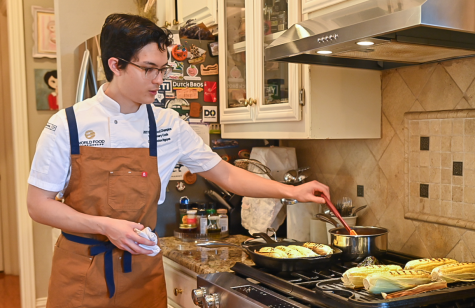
top-left (328, 226), bottom-right (388, 262)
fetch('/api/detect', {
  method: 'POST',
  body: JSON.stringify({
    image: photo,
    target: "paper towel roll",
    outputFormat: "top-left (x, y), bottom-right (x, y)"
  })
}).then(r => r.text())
top-left (310, 218), bottom-right (328, 244)
top-left (287, 202), bottom-right (321, 242)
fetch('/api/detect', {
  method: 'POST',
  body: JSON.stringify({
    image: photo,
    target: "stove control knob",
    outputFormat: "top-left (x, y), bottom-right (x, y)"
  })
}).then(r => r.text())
top-left (192, 287), bottom-right (207, 307)
top-left (203, 294), bottom-right (215, 308)
top-left (212, 293), bottom-right (220, 308)
top-left (203, 293), bottom-right (220, 308)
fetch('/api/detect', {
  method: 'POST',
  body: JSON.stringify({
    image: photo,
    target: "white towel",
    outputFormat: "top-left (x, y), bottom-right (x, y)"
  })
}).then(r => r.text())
top-left (134, 227), bottom-right (161, 257)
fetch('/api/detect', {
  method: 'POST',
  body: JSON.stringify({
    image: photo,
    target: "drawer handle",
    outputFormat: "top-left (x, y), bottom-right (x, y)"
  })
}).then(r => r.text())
top-left (174, 288), bottom-right (183, 296)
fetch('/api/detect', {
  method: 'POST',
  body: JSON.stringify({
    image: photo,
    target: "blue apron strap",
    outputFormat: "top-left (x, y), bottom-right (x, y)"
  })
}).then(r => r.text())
top-left (146, 104), bottom-right (157, 157)
top-left (65, 107), bottom-right (80, 155)
top-left (61, 232), bottom-right (132, 298)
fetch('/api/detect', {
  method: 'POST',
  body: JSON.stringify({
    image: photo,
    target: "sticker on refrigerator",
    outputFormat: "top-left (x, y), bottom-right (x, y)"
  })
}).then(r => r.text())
top-left (184, 65), bottom-right (201, 80)
top-left (203, 106), bottom-right (218, 122)
top-left (153, 90), bottom-right (167, 107)
top-left (168, 61), bottom-right (184, 80)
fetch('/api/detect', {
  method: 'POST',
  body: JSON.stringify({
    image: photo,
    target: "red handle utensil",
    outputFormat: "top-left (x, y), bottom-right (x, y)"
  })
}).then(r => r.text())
top-left (321, 194), bottom-right (358, 236)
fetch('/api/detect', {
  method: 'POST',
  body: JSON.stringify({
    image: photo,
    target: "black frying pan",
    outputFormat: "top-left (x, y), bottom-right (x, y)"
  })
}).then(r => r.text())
top-left (197, 233), bottom-right (342, 272)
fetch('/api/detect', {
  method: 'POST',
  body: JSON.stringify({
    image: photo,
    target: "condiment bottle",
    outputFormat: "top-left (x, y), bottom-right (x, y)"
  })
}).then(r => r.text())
top-left (217, 209), bottom-right (228, 233)
top-left (207, 202), bottom-right (217, 216)
top-left (179, 196), bottom-right (189, 224)
top-left (207, 215), bottom-right (221, 240)
top-left (197, 203), bottom-right (208, 236)
top-left (186, 209), bottom-right (197, 226)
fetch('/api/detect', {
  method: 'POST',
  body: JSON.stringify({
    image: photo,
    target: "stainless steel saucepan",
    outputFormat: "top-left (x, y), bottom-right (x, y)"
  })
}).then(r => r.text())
top-left (328, 226), bottom-right (388, 262)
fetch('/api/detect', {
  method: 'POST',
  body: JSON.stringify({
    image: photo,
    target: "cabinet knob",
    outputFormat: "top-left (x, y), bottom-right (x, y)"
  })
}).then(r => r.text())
top-left (173, 19), bottom-right (180, 25)
top-left (250, 98), bottom-right (257, 106)
top-left (164, 21), bottom-right (171, 28)
top-left (244, 98), bottom-right (249, 106)
top-left (174, 288), bottom-right (183, 296)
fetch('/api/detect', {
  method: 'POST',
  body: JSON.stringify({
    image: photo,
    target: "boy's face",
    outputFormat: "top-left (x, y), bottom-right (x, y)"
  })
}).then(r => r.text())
top-left (116, 42), bottom-right (168, 105)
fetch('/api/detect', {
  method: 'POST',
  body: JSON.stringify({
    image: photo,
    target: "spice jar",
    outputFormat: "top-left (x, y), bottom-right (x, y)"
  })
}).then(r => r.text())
top-left (217, 209), bottom-right (228, 233)
top-left (186, 210), bottom-right (197, 225)
top-left (197, 203), bottom-right (208, 236)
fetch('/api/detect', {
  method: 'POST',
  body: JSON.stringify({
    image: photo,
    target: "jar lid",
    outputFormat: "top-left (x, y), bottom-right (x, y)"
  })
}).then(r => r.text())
top-left (217, 209), bottom-right (227, 214)
top-left (179, 224), bottom-right (197, 229)
top-left (187, 210), bottom-right (197, 214)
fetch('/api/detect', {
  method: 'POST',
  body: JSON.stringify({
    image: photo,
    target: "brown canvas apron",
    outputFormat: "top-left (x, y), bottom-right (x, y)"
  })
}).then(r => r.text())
top-left (46, 104), bottom-right (167, 308)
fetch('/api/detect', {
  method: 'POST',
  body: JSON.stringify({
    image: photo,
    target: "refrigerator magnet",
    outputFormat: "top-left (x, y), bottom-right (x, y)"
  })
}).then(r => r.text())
top-left (172, 45), bottom-right (188, 61)
top-left (201, 64), bottom-right (218, 75)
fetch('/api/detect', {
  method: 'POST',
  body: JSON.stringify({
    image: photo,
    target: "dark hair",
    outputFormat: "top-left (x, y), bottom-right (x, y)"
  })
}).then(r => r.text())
top-left (43, 70), bottom-right (57, 90)
top-left (100, 14), bottom-right (173, 82)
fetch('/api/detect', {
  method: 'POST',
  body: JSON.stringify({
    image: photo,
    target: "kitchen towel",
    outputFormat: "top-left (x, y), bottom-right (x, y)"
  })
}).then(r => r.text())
top-left (241, 147), bottom-right (297, 235)
top-left (134, 227), bottom-right (161, 257)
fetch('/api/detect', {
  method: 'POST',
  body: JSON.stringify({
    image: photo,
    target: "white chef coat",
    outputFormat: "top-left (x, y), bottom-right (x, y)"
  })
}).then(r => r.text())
top-left (28, 84), bottom-right (221, 204)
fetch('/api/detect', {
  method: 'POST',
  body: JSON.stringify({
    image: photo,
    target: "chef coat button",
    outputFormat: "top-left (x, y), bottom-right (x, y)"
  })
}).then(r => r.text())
top-left (114, 120), bottom-right (118, 124)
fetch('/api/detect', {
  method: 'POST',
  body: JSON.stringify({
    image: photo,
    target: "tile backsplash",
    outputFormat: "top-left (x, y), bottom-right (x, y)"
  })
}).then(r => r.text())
top-left (405, 111), bottom-right (475, 228)
top-left (282, 57), bottom-right (475, 261)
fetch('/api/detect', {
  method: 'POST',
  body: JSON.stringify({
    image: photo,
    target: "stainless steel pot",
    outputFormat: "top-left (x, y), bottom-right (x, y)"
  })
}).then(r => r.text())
top-left (329, 226), bottom-right (388, 262)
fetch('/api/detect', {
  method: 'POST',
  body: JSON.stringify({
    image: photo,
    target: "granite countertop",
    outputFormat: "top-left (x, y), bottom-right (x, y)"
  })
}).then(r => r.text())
top-left (160, 235), bottom-right (255, 274)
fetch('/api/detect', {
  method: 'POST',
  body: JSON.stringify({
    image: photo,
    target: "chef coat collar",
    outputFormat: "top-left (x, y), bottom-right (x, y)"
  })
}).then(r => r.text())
top-left (97, 84), bottom-right (147, 120)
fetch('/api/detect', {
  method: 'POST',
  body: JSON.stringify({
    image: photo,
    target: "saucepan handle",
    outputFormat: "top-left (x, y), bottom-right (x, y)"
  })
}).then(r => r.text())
top-left (196, 241), bottom-right (242, 249)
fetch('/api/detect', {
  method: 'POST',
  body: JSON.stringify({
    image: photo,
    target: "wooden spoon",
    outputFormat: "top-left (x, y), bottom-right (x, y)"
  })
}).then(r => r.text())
top-left (321, 194), bottom-right (358, 235)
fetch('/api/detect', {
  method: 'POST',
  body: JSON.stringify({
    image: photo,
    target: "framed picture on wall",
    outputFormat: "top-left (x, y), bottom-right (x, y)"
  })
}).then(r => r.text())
top-left (34, 68), bottom-right (58, 111)
top-left (31, 6), bottom-right (56, 58)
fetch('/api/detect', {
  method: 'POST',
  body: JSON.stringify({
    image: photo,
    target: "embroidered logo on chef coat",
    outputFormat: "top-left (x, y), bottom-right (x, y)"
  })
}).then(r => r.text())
top-left (143, 127), bottom-right (172, 143)
top-left (45, 122), bottom-right (57, 131)
top-left (85, 130), bottom-right (95, 139)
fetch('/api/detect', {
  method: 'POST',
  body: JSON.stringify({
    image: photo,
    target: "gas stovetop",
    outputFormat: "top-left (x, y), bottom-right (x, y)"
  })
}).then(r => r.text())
top-left (192, 251), bottom-right (475, 308)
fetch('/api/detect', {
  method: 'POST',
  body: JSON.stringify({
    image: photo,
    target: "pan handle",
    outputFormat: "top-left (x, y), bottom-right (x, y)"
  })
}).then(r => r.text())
top-left (251, 232), bottom-right (276, 244)
top-left (196, 241), bottom-right (243, 249)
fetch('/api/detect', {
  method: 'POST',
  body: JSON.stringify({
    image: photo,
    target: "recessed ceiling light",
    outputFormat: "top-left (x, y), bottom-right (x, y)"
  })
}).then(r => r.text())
top-left (317, 50), bottom-right (332, 54)
top-left (357, 41), bottom-right (375, 46)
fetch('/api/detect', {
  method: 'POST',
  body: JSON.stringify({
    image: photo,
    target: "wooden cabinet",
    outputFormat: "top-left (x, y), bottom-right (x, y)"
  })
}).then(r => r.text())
top-left (302, 0), bottom-right (348, 14)
top-left (218, 0), bottom-right (381, 139)
top-left (218, 0), bottom-right (302, 125)
top-left (156, 0), bottom-right (218, 28)
top-left (221, 64), bottom-right (381, 139)
top-left (163, 257), bottom-right (198, 308)
top-left (177, 0), bottom-right (218, 27)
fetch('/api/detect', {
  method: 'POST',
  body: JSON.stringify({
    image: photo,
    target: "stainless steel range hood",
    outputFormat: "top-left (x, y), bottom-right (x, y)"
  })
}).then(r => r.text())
top-left (266, 0), bottom-right (475, 70)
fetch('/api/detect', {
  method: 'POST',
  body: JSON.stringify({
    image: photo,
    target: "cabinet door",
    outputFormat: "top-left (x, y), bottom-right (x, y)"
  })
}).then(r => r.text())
top-left (164, 258), bottom-right (198, 308)
top-left (177, 0), bottom-right (218, 27)
top-left (302, 0), bottom-right (347, 14)
top-left (218, 0), bottom-right (254, 124)
top-left (252, 0), bottom-right (301, 122)
top-left (156, 0), bottom-right (176, 28)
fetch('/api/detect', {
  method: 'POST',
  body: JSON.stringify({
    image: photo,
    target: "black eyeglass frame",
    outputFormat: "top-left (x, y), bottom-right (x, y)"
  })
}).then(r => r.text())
top-left (117, 57), bottom-right (173, 79)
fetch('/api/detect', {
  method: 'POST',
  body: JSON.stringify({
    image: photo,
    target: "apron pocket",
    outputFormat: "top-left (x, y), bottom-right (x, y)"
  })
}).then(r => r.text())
top-left (108, 171), bottom-right (147, 211)
top-left (48, 245), bottom-right (92, 308)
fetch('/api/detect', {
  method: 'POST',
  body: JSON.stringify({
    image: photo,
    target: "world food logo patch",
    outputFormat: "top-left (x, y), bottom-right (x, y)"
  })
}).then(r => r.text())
top-left (85, 130), bottom-right (95, 139)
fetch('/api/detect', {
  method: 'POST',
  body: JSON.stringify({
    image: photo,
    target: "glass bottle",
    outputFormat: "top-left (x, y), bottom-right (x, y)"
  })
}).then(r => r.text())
top-left (179, 196), bottom-right (190, 225)
top-left (197, 203), bottom-right (208, 236)
top-left (217, 209), bottom-right (228, 233)
top-left (207, 215), bottom-right (221, 240)
top-left (186, 209), bottom-right (197, 226)
top-left (207, 202), bottom-right (217, 216)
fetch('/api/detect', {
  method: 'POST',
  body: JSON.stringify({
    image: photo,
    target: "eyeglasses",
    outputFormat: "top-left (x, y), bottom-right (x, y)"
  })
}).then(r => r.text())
top-left (117, 57), bottom-right (173, 80)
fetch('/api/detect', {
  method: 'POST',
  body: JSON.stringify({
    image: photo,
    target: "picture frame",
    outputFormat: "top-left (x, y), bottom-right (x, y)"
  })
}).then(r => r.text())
top-left (208, 41), bottom-right (218, 57)
top-left (32, 6), bottom-right (56, 58)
